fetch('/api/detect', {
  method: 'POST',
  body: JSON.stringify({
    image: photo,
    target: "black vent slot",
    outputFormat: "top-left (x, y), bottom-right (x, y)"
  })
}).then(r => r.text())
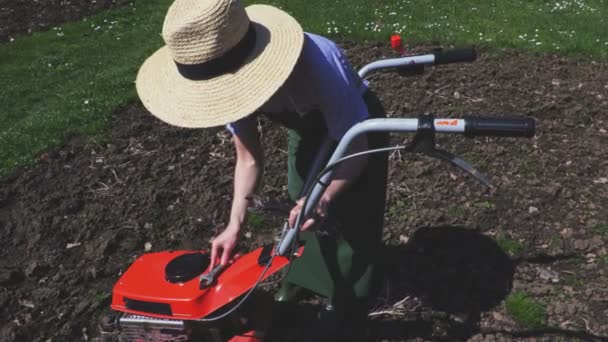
top-left (124, 297), bottom-right (172, 316)
top-left (165, 252), bottom-right (210, 284)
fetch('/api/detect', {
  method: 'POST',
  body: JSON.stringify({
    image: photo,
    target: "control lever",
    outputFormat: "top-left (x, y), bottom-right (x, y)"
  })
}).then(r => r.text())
top-left (426, 149), bottom-right (491, 187)
top-left (405, 115), bottom-right (492, 188)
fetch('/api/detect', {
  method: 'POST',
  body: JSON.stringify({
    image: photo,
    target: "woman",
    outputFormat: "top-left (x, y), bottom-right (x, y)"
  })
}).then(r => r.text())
top-left (136, 0), bottom-right (388, 339)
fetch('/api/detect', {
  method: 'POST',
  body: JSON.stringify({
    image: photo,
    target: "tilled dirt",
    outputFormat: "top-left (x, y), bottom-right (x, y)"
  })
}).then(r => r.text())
top-left (1, 43), bottom-right (607, 341)
top-left (0, 0), bottom-right (131, 43)
top-left (1, 13), bottom-right (608, 342)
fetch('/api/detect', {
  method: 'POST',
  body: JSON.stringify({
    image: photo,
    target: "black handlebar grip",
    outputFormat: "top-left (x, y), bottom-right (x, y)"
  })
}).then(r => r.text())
top-left (464, 117), bottom-right (536, 138)
top-left (433, 48), bottom-right (477, 65)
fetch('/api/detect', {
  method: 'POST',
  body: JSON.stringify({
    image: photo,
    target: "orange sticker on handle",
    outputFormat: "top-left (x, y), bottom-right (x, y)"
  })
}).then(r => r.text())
top-left (436, 120), bottom-right (459, 126)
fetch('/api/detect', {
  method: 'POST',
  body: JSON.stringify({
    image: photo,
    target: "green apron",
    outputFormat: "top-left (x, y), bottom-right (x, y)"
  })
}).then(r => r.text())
top-left (267, 90), bottom-right (388, 306)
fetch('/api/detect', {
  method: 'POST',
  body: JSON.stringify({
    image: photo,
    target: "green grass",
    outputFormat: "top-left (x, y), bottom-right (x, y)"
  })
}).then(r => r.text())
top-left (496, 236), bottom-right (524, 256)
top-left (476, 201), bottom-right (496, 210)
top-left (522, 158), bottom-right (542, 176)
top-left (387, 199), bottom-right (409, 218)
top-left (0, 0), bottom-right (174, 174)
top-left (246, 212), bottom-right (267, 229)
top-left (261, 0), bottom-right (608, 56)
top-left (592, 223), bottom-right (608, 235)
top-left (447, 205), bottom-right (465, 218)
top-left (564, 272), bottom-right (585, 287)
top-left (95, 291), bottom-right (111, 304)
top-left (505, 292), bottom-right (546, 329)
top-left (2, 0), bottom-right (607, 175)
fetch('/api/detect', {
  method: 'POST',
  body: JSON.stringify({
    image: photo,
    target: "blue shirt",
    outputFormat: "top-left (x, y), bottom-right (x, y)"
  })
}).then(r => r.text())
top-left (227, 33), bottom-right (369, 140)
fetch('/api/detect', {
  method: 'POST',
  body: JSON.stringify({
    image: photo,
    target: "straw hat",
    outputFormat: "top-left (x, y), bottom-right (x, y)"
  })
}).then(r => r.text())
top-left (136, 0), bottom-right (304, 128)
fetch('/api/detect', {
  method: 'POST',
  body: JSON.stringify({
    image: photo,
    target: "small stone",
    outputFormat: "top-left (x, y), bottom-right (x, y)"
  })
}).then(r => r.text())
top-left (560, 228), bottom-right (573, 239)
top-left (512, 280), bottom-right (526, 291)
top-left (589, 235), bottom-right (604, 249)
top-left (537, 267), bottom-right (559, 283)
top-left (244, 232), bottom-right (252, 239)
top-left (25, 262), bottom-right (49, 278)
top-left (144, 222), bottom-right (153, 229)
top-left (492, 312), bottom-right (505, 322)
top-left (559, 320), bottom-right (573, 329)
top-left (144, 242), bottom-right (152, 252)
top-left (19, 299), bottom-right (35, 309)
top-left (574, 239), bottom-right (590, 251)
top-left (565, 303), bottom-right (578, 315)
top-left (454, 91), bottom-right (461, 99)
top-left (528, 206), bottom-right (539, 214)
top-left (66, 242), bottom-right (81, 249)
top-left (399, 235), bottom-right (409, 244)
top-left (530, 284), bottom-right (552, 295)
top-left (87, 267), bottom-right (97, 280)
top-left (73, 300), bottom-right (89, 316)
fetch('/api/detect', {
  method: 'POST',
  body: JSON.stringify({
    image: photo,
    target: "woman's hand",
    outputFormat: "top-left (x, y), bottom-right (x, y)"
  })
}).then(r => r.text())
top-left (288, 195), bottom-right (330, 231)
top-left (209, 224), bottom-right (240, 269)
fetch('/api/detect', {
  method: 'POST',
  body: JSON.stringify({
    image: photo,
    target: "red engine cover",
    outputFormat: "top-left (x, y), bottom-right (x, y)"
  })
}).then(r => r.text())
top-left (111, 247), bottom-right (298, 320)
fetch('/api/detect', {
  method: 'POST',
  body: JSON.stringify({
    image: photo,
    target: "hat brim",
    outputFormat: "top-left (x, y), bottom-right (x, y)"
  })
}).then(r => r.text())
top-left (135, 5), bottom-right (304, 128)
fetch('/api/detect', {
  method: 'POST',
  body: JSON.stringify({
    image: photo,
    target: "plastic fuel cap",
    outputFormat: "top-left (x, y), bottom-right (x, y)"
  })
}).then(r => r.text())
top-left (164, 252), bottom-right (210, 283)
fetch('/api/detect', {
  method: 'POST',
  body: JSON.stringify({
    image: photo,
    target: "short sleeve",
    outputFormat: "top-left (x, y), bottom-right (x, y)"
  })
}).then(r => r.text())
top-left (225, 113), bottom-right (257, 136)
top-left (302, 34), bottom-right (369, 140)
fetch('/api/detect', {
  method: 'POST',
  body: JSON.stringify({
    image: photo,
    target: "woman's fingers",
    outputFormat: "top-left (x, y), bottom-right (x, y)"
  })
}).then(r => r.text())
top-left (220, 245), bottom-right (233, 266)
top-left (300, 217), bottom-right (316, 231)
top-left (288, 207), bottom-right (298, 227)
top-left (289, 199), bottom-right (304, 227)
top-left (290, 198), bottom-right (329, 230)
top-left (209, 242), bottom-right (219, 270)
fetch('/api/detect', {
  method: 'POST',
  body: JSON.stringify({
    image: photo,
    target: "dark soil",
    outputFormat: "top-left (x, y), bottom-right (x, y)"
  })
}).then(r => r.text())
top-left (0, 0), bottom-right (131, 43)
top-left (1, 6), bottom-right (608, 342)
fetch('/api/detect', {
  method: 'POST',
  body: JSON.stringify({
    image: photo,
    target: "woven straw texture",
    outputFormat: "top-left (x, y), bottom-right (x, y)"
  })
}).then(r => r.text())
top-left (136, 1), bottom-right (304, 128)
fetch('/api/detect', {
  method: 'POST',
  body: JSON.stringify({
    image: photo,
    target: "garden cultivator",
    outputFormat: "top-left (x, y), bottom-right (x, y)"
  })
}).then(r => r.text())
top-left (109, 45), bottom-right (536, 341)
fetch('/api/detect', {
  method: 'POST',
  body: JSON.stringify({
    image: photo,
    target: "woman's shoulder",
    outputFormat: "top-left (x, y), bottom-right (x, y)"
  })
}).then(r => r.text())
top-left (302, 32), bottom-right (342, 58)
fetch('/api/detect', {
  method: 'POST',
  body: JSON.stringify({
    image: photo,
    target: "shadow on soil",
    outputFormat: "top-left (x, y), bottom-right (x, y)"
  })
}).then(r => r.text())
top-left (371, 225), bottom-right (515, 340)
top-left (369, 225), bottom-right (605, 341)
top-left (269, 225), bottom-right (513, 341)
top-left (268, 226), bottom-right (606, 341)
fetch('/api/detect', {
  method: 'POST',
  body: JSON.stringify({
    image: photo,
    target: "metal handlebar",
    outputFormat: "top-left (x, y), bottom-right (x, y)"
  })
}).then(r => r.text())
top-left (358, 47), bottom-right (477, 79)
top-left (276, 116), bottom-right (535, 255)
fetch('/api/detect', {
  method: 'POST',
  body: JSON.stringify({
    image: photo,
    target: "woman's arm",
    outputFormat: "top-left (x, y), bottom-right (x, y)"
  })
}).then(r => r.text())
top-left (210, 119), bottom-right (263, 267)
top-left (288, 134), bottom-right (368, 230)
top-left (322, 134), bottom-right (368, 201)
top-left (229, 124), bottom-right (264, 228)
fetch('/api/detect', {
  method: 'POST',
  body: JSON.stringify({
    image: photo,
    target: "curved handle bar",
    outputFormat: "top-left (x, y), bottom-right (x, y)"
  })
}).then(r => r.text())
top-left (433, 48), bottom-right (477, 65)
top-left (464, 117), bottom-right (535, 137)
top-left (277, 116), bottom-right (536, 256)
top-left (358, 47), bottom-right (477, 78)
